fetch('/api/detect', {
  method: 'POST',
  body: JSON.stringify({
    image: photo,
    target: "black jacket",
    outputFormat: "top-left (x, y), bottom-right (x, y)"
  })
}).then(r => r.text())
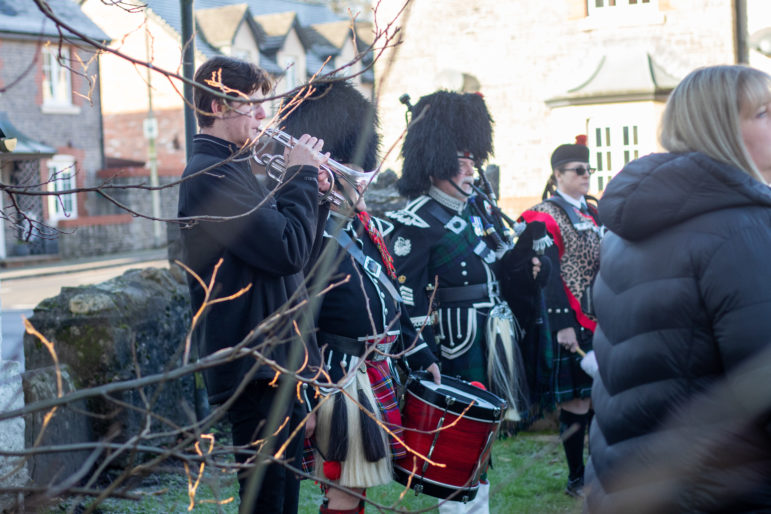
top-left (586, 152), bottom-right (771, 513)
top-left (313, 213), bottom-right (437, 377)
top-left (178, 134), bottom-right (326, 405)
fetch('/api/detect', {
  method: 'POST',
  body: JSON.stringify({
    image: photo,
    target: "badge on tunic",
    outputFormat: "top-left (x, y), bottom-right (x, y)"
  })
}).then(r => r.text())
top-left (393, 236), bottom-right (412, 256)
top-left (398, 275), bottom-right (407, 283)
top-left (445, 216), bottom-right (468, 234)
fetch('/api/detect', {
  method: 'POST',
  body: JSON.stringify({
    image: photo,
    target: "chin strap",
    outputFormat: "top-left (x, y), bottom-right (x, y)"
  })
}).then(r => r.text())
top-left (448, 179), bottom-right (472, 197)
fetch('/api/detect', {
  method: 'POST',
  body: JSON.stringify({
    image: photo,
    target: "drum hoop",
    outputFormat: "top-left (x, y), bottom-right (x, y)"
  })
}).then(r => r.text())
top-left (393, 463), bottom-right (480, 498)
top-left (405, 390), bottom-right (502, 424)
top-left (405, 371), bottom-right (507, 420)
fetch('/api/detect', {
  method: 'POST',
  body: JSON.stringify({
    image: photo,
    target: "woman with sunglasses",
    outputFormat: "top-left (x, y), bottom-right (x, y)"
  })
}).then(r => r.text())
top-left (518, 135), bottom-right (604, 499)
top-left (585, 65), bottom-right (771, 513)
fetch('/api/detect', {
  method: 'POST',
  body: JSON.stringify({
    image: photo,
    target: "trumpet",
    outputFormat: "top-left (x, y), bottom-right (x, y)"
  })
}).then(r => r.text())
top-left (252, 127), bottom-right (370, 209)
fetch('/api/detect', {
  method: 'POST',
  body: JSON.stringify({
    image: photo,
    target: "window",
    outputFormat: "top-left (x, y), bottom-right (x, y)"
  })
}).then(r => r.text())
top-left (588, 0), bottom-right (657, 17)
top-left (282, 56), bottom-right (297, 92)
top-left (42, 46), bottom-right (73, 107)
top-left (592, 0), bottom-right (652, 8)
top-left (591, 124), bottom-right (640, 191)
top-left (47, 155), bottom-right (78, 222)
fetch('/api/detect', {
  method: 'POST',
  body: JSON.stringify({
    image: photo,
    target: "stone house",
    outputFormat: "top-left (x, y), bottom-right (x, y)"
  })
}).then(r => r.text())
top-left (0, 0), bottom-right (108, 260)
top-left (79, 0), bottom-right (375, 257)
top-left (375, 0), bottom-right (771, 216)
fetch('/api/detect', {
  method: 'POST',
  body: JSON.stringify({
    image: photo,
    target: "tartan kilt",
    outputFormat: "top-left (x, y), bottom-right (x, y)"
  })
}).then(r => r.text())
top-left (366, 359), bottom-right (406, 459)
top-left (553, 327), bottom-right (593, 404)
top-left (307, 358), bottom-right (406, 487)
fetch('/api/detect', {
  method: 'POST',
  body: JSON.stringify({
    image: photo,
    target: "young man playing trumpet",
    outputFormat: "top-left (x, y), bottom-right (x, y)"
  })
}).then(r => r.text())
top-left (281, 80), bottom-right (440, 514)
top-left (177, 56), bottom-right (330, 514)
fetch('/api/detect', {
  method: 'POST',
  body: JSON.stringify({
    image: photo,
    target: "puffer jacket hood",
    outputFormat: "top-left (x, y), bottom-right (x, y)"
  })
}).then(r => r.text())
top-left (599, 152), bottom-right (771, 241)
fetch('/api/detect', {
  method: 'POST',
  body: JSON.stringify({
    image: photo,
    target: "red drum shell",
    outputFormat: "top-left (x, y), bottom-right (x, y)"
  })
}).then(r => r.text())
top-left (394, 373), bottom-right (505, 500)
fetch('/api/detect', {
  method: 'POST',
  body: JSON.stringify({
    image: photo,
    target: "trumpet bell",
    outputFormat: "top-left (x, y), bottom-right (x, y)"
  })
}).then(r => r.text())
top-left (251, 127), bottom-right (373, 210)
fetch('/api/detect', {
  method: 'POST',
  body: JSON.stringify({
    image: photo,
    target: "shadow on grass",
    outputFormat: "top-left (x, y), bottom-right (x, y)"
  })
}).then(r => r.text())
top-left (49, 433), bottom-right (584, 513)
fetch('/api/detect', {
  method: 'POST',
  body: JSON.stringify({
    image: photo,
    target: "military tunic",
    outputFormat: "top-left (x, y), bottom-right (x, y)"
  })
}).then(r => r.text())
top-left (313, 211), bottom-right (436, 488)
top-left (387, 187), bottom-right (511, 385)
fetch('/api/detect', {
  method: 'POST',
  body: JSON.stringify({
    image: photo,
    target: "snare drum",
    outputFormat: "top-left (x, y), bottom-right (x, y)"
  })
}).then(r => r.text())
top-left (393, 372), bottom-right (506, 502)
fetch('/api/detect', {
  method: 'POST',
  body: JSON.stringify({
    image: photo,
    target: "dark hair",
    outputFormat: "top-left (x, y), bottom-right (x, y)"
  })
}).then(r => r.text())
top-left (541, 174), bottom-right (557, 201)
top-left (193, 56), bottom-right (271, 128)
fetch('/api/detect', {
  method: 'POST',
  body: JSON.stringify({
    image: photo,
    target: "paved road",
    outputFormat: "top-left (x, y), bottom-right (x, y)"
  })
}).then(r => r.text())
top-left (0, 256), bottom-right (168, 369)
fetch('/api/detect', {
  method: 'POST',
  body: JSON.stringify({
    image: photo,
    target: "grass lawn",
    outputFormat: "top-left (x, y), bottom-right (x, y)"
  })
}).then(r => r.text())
top-left (50, 432), bottom-right (584, 513)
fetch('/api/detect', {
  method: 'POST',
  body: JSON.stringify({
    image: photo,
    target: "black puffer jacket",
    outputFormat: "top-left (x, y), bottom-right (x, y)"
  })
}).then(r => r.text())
top-left (586, 152), bottom-right (771, 513)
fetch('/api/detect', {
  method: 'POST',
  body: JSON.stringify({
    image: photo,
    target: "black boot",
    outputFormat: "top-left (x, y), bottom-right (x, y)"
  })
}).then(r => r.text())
top-left (559, 409), bottom-right (590, 498)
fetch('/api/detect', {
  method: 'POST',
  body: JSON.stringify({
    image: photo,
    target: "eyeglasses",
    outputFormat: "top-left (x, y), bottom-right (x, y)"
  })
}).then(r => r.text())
top-left (561, 166), bottom-right (595, 176)
top-left (226, 100), bottom-right (263, 117)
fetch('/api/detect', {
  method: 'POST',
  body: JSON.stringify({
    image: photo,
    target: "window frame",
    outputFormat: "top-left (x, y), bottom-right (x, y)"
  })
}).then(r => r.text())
top-left (587, 0), bottom-right (658, 17)
top-left (590, 122), bottom-right (642, 192)
top-left (41, 45), bottom-right (80, 114)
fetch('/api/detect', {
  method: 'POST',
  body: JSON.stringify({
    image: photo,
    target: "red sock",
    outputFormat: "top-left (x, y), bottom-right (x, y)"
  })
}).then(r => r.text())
top-left (320, 490), bottom-right (366, 514)
top-left (320, 505), bottom-right (362, 514)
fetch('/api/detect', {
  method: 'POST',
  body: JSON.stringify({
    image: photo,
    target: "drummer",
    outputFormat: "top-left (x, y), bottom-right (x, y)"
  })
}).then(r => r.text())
top-left (386, 90), bottom-right (541, 513)
top-left (281, 80), bottom-right (440, 514)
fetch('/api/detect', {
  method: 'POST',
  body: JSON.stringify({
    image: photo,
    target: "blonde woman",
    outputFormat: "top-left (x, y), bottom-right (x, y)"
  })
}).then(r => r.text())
top-left (586, 64), bottom-right (771, 513)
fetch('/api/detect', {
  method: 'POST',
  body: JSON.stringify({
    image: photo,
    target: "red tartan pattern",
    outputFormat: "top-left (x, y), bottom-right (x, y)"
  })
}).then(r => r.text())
top-left (366, 359), bottom-right (406, 459)
top-left (358, 211), bottom-right (397, 280)
top-left (301, 436), bottom-right (315, 477)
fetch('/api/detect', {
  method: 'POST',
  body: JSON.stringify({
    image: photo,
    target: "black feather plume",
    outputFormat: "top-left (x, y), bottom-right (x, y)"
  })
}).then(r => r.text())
top-left (398, 90), bottom-right (494, 198)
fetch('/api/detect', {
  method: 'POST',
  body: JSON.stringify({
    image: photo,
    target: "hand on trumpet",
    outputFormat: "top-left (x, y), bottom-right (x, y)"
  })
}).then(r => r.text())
top-left (285, 134), bottom-right (332, 193)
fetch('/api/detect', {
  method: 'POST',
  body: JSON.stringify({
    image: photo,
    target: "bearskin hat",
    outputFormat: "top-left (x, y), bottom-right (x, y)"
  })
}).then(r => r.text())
top-left (281, 80), bottom-right (380, 172)
top-left (397, 90), bottom-right (494, 199)
top-left (550, 134), bottom-right (589, 170)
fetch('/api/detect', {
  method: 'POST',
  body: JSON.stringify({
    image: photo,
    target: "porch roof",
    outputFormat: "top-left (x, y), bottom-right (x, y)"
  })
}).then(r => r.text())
top-left (0, 112), bottom-right (56, 158)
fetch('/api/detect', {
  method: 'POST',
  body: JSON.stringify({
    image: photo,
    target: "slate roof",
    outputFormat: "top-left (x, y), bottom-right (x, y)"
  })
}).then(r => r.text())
top-left (143, 1), bottom-right (368, 80)
top-left (143, 0), bottom-right (220, 58)
top-left (0, 0), bottom-right (108, 42)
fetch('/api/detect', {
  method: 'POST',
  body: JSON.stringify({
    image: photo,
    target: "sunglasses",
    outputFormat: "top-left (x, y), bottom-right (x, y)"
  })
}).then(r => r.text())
top-left (561, 166), bottom-right (595, 176)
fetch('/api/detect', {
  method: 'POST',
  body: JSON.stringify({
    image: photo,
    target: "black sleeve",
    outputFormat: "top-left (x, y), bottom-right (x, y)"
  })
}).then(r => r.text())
top-left (180, 162), bottom-right (321, 277)
top-left (388, 222), bottom-right (439, 354)
top-left (304, 202), bottom-right (331, 277)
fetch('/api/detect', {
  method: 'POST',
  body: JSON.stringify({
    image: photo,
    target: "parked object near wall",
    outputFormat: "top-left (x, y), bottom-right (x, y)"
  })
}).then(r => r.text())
top-left (22, 365), bottom-right (93, 488)
top-left (0, 360), bottom-right (29, 512)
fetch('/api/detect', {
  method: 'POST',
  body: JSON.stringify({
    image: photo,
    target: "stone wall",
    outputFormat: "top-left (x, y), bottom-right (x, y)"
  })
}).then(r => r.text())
top-left (22, 266), bottom-right (195, 481)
